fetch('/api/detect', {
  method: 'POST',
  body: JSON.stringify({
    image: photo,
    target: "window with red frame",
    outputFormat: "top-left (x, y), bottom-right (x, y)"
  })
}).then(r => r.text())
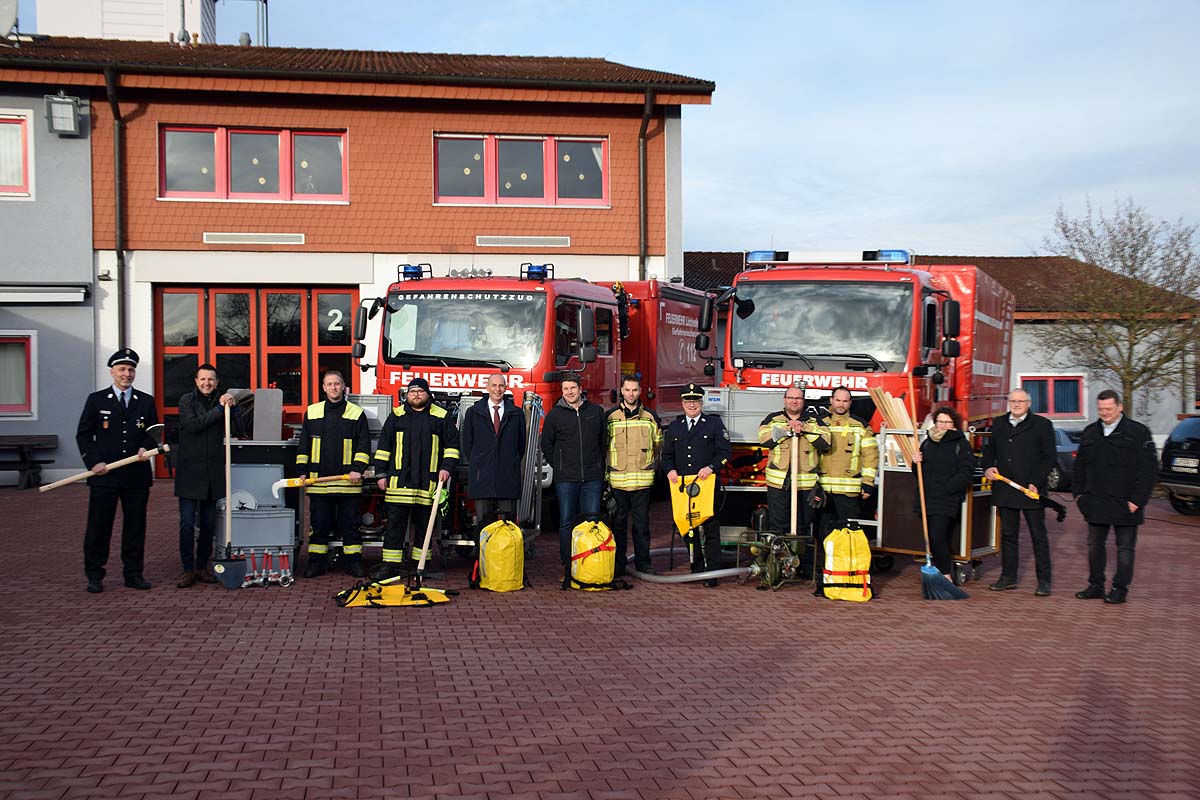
top-left (434, 134), bottom-right (608, 206)
top-left (0, 116), bottom-right (31, 195)
top-left (160, 126), bottom-right (348, 201)
top-left (1021, 375), bottom-right (1083, 416)
top-left (0, 334), bottom-right (33, 414)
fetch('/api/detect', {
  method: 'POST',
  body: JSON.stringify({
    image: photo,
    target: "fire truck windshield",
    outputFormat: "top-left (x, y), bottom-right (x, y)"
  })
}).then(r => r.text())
top-left (382, 291), bottom-right (547, 368)
top-left (730, 281), bottom-right (913, 370)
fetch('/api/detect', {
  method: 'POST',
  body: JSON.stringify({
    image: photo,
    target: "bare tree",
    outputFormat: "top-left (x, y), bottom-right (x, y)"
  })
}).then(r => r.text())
top-left (1028, 198), bottom-right (1200, 412)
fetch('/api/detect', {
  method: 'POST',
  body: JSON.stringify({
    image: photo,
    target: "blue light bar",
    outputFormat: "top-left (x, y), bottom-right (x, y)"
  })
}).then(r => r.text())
top-left (746, 250), bottom-right (776, 263)
top-left (520, 262), bottom-right (554, 281)
top-left (398, 263), bottom-right (433, 281)
top-left (875, 249), bottom-right (912, 263)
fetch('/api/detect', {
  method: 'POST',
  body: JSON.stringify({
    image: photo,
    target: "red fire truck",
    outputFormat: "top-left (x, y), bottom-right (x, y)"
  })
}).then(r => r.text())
top-left (696, 249), bottom-right (1015, 579)
top-left (349, 263), bottom-right (712, 547)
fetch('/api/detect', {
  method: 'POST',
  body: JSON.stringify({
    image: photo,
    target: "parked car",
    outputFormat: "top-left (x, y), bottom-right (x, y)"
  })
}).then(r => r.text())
top-left (1047, 427), bottom-right (1080, 492)
top-left (1160, 416), bottom-right (1200, 515)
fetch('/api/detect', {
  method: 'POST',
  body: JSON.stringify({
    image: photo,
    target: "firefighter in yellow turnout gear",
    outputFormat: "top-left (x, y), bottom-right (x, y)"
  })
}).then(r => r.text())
top-left (816, 386), bottom-right (878, 536)
top-left (297, 371), bottom-right (371, 578)
top-left (371, 378), bottom-right (460, 581)
top-left (758, 386), bottom-right (831, 554)
top-left (605, 375), bottom-right (661, 575)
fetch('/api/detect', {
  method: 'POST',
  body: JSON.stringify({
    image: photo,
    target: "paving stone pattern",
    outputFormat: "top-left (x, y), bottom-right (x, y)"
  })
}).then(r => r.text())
top-left (1, 484), bottom-right (1198, 799)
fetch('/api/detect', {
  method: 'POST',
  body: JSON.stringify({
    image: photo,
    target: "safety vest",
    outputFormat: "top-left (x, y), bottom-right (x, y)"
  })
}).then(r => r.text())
top-left (757, 412), bottom-right (830, 491)
top-left (818, 412), bottom-right (879, 495)
top-left (606, 404), bottom-right (661, 490)
top-left (296, 401), bottom-right (370, 494)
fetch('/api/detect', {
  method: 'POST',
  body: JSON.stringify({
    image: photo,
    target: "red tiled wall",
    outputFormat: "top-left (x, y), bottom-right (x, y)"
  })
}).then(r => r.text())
top-left (90, 94), bottom-right (669, 255)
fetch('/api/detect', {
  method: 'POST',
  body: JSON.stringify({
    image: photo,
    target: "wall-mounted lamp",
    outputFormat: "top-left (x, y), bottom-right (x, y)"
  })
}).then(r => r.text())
top-left (44, 92), bottom-right (82, 136)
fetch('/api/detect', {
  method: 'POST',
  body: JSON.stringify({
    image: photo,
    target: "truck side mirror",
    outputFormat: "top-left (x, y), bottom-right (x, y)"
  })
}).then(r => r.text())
top-left (353, 305), bottom-right (369, 341)
top-left (577, 307), bottom-right (596, 346)
top-left (942, 299), bottom-right (961, 338)
top-left (580, 345), bottom-right (597, 364)
top-left (351, 341), bottom-right (366, 360)
top-left (922, 300), bottom-right (938, 350)
top-left (695, 333), bottom-right (710, 352)
top-left (942, 340), bottom-right (961, 358)
top-left (698, 298), bottom-right (713, 332)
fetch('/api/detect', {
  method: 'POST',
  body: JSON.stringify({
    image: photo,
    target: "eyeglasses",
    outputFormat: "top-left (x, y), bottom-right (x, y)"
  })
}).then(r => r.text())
top-left (1009, 399), bottom-right (1030, 404)
top-left (934, 418), bottom-right (956, 426)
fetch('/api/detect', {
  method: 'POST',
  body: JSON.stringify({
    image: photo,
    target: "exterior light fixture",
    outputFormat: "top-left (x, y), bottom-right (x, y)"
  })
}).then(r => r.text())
top-left (44, 93), bottom-right (81, 136)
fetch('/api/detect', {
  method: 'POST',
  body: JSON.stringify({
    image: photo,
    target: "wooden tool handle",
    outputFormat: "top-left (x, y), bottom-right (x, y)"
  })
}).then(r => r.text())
top-left (38, 447), bottom-right (164, 493)
top-left (224, 404), bottom-right (233, 550)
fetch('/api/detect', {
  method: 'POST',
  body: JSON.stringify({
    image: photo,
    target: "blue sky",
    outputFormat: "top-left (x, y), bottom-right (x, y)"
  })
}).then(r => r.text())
top-left (19, 0), bottom-right (1200, 255)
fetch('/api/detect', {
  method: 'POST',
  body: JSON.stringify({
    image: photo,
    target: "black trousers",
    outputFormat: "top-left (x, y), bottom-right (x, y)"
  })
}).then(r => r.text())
top-left (308, 494), bottom-right (363, 554)
top-left (383, 502), bottom-right (434, 563)
top-left (611, 487), bottom-right (652, 573)
top-left (84, 486), bottom-right (149, 580)
top-left (998, 506), bottom-right (1051, 584)
top-left (474, 497), bottom-right (517, 528)
top-left (767, 485), bottom-right (818, 575)
top-left (927, 514), bottom-right (960, 576)
top-left (820, 492), bottom-right (862, 536)
top-left (1087, 523), bottom-right (1138, 591)
top-left (687, 517), bottom-right (722, 574)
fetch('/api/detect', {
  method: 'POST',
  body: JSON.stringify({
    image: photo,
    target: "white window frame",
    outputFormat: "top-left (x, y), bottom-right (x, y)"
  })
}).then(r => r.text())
top-left (0, 109), bottom-right (36, 201)
top-left (0, 329), bottom-right (38, 419)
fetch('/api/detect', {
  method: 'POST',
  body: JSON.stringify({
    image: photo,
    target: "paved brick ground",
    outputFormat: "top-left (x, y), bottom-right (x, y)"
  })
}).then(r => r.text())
top-left (1, 483), bottom-right (1198, 800)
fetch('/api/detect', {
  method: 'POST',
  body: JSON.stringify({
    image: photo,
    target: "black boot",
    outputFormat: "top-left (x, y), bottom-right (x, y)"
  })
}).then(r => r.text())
top-left (370, 561), bottom-right (405, 582)
top-left (343, 556), bottom-right (366, 579)
top-left (303, 555), bottom-right (327, 578)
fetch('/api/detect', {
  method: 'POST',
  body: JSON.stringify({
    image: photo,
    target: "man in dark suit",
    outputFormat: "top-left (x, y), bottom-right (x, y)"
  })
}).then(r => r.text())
top-left (1072, 390), bottom-right (1157, 605)
top-left (662, 382), bottom-right (731, 586)
top-left (461, 372), bottom-right (526, 527)
top-left (76, 348), bottom-right (160, 593)
top-left (981, 388), bottom-right (1057, 595)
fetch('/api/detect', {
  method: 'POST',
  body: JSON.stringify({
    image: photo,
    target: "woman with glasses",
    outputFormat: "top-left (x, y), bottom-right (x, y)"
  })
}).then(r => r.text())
top-left (912, 406), bottom-right (975, 582)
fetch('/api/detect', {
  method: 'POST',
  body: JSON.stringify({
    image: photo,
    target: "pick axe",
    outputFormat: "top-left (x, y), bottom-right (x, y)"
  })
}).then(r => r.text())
top-left (270, 474), bottom-right (360, 498)
top-left (39, 424), bottom-right (168, 493)
top-left (991, 471), bottom-right (1068, 522)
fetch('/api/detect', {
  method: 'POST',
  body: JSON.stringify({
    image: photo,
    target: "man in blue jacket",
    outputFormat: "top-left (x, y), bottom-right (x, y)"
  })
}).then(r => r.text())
top-left (461, 373), bottom-right (526, 527)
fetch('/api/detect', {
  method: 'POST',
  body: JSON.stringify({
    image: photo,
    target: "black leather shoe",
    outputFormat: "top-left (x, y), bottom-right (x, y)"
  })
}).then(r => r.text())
top-left (342, 559), bottom-right (366, 579)
top-left (86, 578), bottom-right (103, 594)
top-left (703, 579), bottom-right (719, 588)
top-left (124, 577), bottom-right (151, 590)
top-left (989, 579), bottom-right (1017, 591)
top-left (1104, 589), bottom-right (1127, 605)
top-left (1034, 584), bottom-right (1051, 597)
top-left (303, 557), bottom-right (327, 579)
top-left (1075, 584), bottom-right (1106, 600)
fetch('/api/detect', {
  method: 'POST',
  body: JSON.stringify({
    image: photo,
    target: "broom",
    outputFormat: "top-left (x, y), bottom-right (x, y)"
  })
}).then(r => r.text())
top-left (908, 373), bottom-right (968, 600)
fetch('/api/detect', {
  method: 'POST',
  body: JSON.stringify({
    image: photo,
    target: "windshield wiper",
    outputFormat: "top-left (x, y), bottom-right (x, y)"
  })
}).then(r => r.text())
top-left (801, 352), bottom-right (885, 372)
top-left (734, 350), bottom-right (815, 370)
top-left (393, 351), bottom-right (513, 372)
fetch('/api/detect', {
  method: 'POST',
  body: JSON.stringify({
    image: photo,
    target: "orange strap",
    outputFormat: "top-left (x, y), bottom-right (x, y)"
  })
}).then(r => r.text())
top-left (570, 533), bottom-right (615, 562)
top-left (822, 569), bottom-right (871, 597)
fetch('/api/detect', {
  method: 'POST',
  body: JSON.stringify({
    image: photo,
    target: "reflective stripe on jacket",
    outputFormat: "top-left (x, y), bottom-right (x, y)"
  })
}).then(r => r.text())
top-left (296, 400), bottom-right (371, 494)
top-left (606, 403), bottom-right (662, 490)
top-left (817, 412), bottom-right (878, 495)
top-left (758, 411), bottom-right (831, 491)
top-left (373, 402), bottom-right (461, 506)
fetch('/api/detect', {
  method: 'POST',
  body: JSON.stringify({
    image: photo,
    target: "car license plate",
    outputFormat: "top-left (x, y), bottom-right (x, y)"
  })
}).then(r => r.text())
top-left (1174, 456), bottom-right (1200, 469)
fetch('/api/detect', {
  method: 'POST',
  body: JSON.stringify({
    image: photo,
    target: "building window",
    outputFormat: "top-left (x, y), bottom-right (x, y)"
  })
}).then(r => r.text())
top-left (0, 113), bottom-right (32, 198)
top-left (0, 332), bottom-right (35, 415)
top-left (1021, 375), bottom-right (1083, 417)
top-left (434, 134), bottom-right (608, 206)
top-left (160, 126), bottom-right (348, 201)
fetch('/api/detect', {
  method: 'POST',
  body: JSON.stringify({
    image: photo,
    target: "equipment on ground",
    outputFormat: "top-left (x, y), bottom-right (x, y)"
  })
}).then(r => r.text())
top-left (212, 405), bottom-right (248, 589)
top-left (820, 527), bottom-right (873, 602)
top-left (38, 424), bottom-right (168, 493)
top-left (471, 518), bottom-right (525, 592)
top-left (563, 519), bottom-right (629, 591)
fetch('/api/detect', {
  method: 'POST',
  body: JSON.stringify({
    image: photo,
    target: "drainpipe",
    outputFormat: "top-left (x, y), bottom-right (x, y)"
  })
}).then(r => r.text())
top-left (104, 67), bottom-right (127, 348)
top-left (637, 88), bottom-right (655, 281)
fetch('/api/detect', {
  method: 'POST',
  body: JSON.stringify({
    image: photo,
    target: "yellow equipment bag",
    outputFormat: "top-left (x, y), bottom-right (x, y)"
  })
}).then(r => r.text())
top-left (820, 527), bottom-right (873, 602)
top-left (471, 519), bottom-right (524, 592)
top-left (670, 474), bottom-right (716, 536)
top-left (334, 575), bottom-right (455, 608)
top-left (562, 519), bottom-right (621, 591)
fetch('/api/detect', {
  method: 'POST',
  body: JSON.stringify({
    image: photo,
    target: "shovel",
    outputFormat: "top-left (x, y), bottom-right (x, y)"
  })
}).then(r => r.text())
top-left (39, 424), bottom-right (168, 492)
top-left (212, 403), bottom-right (247, 589)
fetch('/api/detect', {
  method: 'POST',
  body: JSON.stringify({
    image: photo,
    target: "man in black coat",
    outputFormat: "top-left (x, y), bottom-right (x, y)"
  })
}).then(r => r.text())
top-left (662, 383), bottom-right (732, 586)
top-left (540, 375), bottom-right (606, 566)
top-left (981, 388), bottom-right (1057, 595)
top-left (76, 349), bottom-right (160, 593)
top-left (461, 373), bottom-right (526, 526)
top-left (1072, 390), bottom-right (1158, 605)
top-left (173, 363), bottom-right (245, 588)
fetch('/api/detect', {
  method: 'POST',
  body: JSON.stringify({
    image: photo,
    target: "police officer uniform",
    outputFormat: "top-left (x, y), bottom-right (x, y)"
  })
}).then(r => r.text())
top-left (661, 383), bottom-right (731, 584)
top-left (76, 349), bottom-right (159, 592)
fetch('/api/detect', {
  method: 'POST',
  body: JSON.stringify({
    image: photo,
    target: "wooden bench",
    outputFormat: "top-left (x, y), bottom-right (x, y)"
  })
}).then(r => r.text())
top-left (0, 434), bottom-right (58, 489)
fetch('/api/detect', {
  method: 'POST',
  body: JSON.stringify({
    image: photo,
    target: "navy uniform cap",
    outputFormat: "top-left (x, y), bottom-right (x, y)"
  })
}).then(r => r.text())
top-left (107, 348), bottom-right (139, 368)
top-left (407, 377), bottom-right (431, 393)
top-left (681, 382), bottom-right (705, 400)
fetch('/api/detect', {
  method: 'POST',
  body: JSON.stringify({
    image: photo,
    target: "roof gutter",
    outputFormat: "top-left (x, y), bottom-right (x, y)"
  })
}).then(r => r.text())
top-left (103, 66), bottom-right (127, 349)
top-left (637, 88), bottom-right (655, 281)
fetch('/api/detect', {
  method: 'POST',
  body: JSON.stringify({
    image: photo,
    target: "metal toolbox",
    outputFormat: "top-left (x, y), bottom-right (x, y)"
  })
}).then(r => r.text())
top-left (216, 463), bottom-right (296, 550)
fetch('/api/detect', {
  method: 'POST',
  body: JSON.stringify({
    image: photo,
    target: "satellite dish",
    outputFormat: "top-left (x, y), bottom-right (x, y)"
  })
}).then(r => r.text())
top-left (0, 0), bottom-right (16, 38)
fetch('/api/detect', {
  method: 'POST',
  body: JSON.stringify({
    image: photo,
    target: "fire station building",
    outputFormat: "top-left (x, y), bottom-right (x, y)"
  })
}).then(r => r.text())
top-left (0, 37), bottom-right (713, 479)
